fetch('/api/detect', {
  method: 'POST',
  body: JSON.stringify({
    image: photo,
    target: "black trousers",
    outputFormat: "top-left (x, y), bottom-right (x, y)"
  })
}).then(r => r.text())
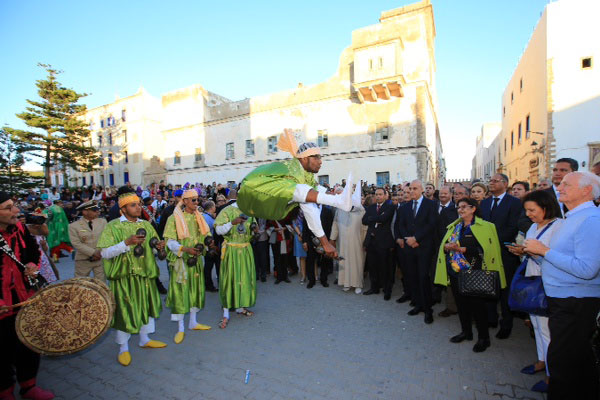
top-left (203, 254), bottom-right (220, 290)
top-left (395, 244), bottom-right (411, 298)
top-left (487, 254), bottom-right (519, 330)
top-left (305, 246), bottom-right (328, 284)
top-left (547, 296), bottom-right (600, 400)
top-left (404, 246), bottom-right (433, 312)
top-left (271, 243), bottom-right (288, 281)
top-left (252, 240), bottom-right (269, 279)
top-left (1, 314), bottom-right (40, 391)
top-left (449, 274), bottom-right (489, 340)
top-left (366, 244), bottom-right (394, 295)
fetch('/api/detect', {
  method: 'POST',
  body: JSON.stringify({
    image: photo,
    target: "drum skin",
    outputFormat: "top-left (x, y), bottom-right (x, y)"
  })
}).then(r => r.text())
top-left (16, 277), bottom-right (115, 356)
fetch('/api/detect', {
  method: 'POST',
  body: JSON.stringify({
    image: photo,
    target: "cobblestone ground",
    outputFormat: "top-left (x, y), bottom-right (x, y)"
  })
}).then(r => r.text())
top-left (34, 257), bottom-right (546, 400)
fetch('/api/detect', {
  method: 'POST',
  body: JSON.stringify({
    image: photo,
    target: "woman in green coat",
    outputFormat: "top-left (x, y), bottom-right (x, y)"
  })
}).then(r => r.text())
top-left (434, 197), bottom-right (505, 353)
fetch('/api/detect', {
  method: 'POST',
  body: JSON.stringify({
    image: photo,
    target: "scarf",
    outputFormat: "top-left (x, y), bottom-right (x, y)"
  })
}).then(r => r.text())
top-left (173, 201), bottom-right (210, 239)
top-left (448, 222), bottom-right (471, 272)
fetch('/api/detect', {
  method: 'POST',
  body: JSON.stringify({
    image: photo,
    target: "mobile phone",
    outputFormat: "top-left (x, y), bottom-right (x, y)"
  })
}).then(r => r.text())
top-left (503, 242), bottom-right (514, 246)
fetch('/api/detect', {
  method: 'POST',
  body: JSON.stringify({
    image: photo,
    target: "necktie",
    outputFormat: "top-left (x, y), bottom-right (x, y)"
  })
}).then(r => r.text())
top-left (491, 197), bottom-right (499, 213)
top-left (376, 204), bottom-right (381, 214)
top-left (439, 204), bottom-right (445, 214)
top-left (88, 220), bottom-right (93, 230)
top-left (412, 200), bottom-right (417, 217)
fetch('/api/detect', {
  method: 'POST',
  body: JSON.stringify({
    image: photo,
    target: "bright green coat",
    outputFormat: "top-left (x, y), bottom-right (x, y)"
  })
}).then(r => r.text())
top-left (434, 217), bottom-right (507, 289)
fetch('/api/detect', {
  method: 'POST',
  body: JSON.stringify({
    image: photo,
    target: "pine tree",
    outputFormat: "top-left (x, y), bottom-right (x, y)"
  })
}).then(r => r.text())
top-left (0, 128), bottom-right (42, 193)
top-left (4, 63), bottom-right (100, 186)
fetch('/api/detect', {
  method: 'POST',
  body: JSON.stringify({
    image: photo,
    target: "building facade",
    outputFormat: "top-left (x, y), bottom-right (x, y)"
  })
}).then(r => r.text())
top-left (70, 0), bottom-right (444, 188)
top-left (487, 0), bottom-right (600, 185)
top-left (471, 122), bottom-right (501, 181)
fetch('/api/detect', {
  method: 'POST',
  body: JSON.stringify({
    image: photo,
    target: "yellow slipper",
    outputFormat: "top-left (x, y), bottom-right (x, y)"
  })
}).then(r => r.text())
top-left (190, 323), bottom-right (211, 330)
top-left (118, 351), bottom-right (131, 366)
top-left (174, 332), bottom-right (185, 344)
top-left (140, 340), bottom-right (167, 348)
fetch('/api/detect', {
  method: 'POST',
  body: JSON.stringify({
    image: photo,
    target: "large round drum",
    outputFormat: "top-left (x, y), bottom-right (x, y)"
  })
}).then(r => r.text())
top-left (16, 277), bottom-right (115, 356)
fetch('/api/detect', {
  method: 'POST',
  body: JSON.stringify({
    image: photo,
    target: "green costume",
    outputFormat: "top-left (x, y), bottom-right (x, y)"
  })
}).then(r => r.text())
top-left (214, 205), bottom-right (257, 309)
top-left (238, 158), bottom-right (317, 220)
top-left (163, 212), bottom-right (208, 314)
top-left (44, 204), bottom-right (71, 249)
top-left (97, 218), bottom-right (162, 333)
top-left (434, 217), bottom-right (507, 289)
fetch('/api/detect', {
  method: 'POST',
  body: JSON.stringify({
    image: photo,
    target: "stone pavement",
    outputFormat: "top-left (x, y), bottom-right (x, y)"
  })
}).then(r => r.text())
top-left (34, 257), bottom-right (546, 400)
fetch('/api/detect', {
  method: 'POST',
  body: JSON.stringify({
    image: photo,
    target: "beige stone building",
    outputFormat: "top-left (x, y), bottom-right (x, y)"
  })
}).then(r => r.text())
top-left (70, 0), bottom-right (444, 188)
top-left (481, 0), bottom-right (600, 185)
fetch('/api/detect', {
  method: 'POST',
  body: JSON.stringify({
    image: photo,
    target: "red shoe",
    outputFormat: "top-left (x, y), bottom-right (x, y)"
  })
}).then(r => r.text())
top-left (21, 386), bottom-right (54, 400)
top-left (0, 384), bottom-right (15, 400)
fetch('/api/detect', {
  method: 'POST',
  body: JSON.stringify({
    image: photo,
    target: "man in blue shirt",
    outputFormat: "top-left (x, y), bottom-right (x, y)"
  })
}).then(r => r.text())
top-left (525, 171), bottom-right (600, 399)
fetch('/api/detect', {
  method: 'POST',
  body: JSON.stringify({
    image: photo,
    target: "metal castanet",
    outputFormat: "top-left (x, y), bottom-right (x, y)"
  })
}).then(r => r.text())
top-left (15, 278), bottom-right (115, 356)
top-left (133, 228), bottom-right (147, 257)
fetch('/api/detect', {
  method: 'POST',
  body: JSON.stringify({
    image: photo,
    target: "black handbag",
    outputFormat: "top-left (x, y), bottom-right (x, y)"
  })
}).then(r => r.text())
top-left (458, 252), bottom-right (500, 299)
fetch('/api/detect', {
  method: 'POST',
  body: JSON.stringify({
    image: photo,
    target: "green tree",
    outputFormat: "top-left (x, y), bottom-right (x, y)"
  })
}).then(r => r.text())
top-left (0, 128), bottom-right (42, 192)
top-left (4, 63), bottom-right (99, 186)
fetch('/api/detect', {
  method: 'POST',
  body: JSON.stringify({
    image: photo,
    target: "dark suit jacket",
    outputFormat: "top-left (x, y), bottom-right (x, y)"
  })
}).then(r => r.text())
top-left (362, 202), bottom-right (395, 249)
top-left (395, 197), bottom-right (437, 250)
top-left (480, 193), bottom-right (522, 268)
top-left (436, 201), bottom-right (457, 244)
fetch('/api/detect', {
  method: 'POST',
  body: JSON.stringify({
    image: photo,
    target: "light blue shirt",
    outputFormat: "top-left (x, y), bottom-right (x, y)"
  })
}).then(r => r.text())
top-left (540, 201), bottom-right (600, 298)
top-left (412, 195), bottom-right (424, 214)
top-left (203, 212), bottom-right (215, 235)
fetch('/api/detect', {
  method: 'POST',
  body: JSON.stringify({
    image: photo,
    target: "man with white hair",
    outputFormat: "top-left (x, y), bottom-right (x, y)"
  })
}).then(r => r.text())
top-left (524, 171), bottom-right (600, 398)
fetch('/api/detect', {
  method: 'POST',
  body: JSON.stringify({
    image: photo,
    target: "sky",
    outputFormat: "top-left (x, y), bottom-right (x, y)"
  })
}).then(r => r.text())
top-left (0, 0), bottom-right (552, 178)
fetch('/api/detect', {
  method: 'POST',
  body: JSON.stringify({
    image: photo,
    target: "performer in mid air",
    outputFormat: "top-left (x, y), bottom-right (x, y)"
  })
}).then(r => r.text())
top-left (238, 129), bottom-right (360, 259)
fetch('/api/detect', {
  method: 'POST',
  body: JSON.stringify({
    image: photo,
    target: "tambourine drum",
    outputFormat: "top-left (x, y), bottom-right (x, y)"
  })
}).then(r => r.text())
top-left (15, 277), bottom-right (115, 356)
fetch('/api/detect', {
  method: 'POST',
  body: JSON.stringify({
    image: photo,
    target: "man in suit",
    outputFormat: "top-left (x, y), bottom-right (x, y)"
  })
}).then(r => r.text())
top-left (435, 185), bottom-right (460, 317)
top-left (545, 157), bottom-right (578, 217)
top-left (304, 205), bottom-right (335, 288)
top-left (396, 180), bottom-right (438, 324)
top-left (480, 173), bottom-right (522, 339)
top-left (362, 188), bottom-right (396, 299)
top-left (68, 200), bottom-right (108, 281)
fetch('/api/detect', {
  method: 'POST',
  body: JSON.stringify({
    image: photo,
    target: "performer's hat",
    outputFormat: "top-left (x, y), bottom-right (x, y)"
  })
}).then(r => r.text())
top-left (277, 129), bottom-right (321, 158)
top-left (173, 189), bottom-right (184, 198)
top-left (76, 200), bottom-right (100, 211)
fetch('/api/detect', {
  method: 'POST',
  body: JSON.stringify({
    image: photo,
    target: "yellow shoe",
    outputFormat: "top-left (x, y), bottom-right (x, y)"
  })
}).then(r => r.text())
top-left (140, 340), bottom-right (167, 348)
top-left (118, 351), bottom-right (131, 366)
top-left (174, 332), bottom-right (185, 344)
top-left (190, 323), bottom-right (211, 330)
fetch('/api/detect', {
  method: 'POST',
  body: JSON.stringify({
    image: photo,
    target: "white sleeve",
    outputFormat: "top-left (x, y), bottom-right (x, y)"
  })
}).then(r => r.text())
top-left (167, 239), bottom-right (182, 254)
top-left (100, 241), bottom-right (130, 259)
top-left (215, 222), bottom-right (233, 235)
top-left (299, 203), bottom-right (325, 238)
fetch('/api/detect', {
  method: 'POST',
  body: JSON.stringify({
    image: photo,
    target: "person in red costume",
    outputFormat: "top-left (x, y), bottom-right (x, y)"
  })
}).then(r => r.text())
top-left (0, 191), bottom-right (54, 400)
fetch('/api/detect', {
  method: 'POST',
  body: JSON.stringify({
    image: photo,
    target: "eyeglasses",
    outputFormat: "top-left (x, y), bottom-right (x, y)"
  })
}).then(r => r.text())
top-left (190, 198), bottom-right (198, 203)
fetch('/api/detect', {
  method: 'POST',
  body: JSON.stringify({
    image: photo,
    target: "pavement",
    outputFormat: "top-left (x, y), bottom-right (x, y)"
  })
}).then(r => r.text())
top-left (32, 256), bottom-right (547, 400)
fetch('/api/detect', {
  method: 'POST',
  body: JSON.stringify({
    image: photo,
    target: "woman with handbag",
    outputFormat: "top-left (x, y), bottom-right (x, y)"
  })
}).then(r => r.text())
top-left (434, 197), bottom-right (506, 353)
top-left (506, 190), bottom-right (561, 393)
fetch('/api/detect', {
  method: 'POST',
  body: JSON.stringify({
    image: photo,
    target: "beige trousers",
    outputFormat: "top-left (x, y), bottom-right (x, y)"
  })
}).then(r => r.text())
top-left (74, 259), bottom-right (106, 282)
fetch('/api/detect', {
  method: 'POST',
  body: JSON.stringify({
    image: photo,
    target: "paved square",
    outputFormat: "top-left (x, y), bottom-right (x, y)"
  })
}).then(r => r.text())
top-left (35, 258), bottom-right (545, 400)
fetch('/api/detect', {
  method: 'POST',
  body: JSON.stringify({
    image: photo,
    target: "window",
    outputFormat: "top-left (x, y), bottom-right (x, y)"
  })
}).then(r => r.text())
top-left (504, 139), bottom-right (507, 154)
top-left (318, 175), bottom-right (329, 186)
top-left (520, 78), bottom-right (523, 92)
top-left (195, 148), bottom-right (203, 162)
top-left (369, 59), bottom-right (373, 71)
top-left (376, 171), bottom-right (390, 186)
top-left (317, 130), bottom-right (328, 148)
top-left (582, 57), bottom-right (592, 69)
top-left (97, 133), bottom-right (102, 147)
top-left (124, 171), bottom-right (129, 184)
top-left (124, 151), bottom-right (128, 164)
top-left (511, 92), bottom-right (514, 104)
top-left (511, 131), bottom-right (514, 149)
top-left (109, 173), bottom-right (114, 186)
top-left (245, 140), bottom-right (255, 156)
top-left (100, 119), bottom-right (104, 128)
top-left (82, 176), bottom-right (86, 186)
top-left (108, 132), bottom-right (112, 145)
top-left (174, 151), bottom-right (181, 165)
top-left (106, 117), bottom-right (110, 127)
top-left (90, 176), bottom-right (94, 184)
top-left (518, 123), bottom-right (522, 144)
top-left (121, 109), bottom-right (127, 122)
top-left (525, 115), bottom-right (530, 139)
top-left (108, 153), bottom-right (113, 166)
top-left (123, 130), bottom-right (127, 143)
top-left (503, 106), bottom-right (505, 117)
top-left (99, 157), bottom-right (104, 167)
top-left (226, 143), bottom-right (234, 159)
top-left (267, 136), bottom-right (277, 153)
top-left (378, 57), bottom-right (383, 69)
top-left (375, 122), bottom-right (389, 141)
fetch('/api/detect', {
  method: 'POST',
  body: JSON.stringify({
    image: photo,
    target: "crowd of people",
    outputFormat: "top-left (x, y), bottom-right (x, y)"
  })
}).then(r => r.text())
top-left (1, 149), bottom-right (600, 399)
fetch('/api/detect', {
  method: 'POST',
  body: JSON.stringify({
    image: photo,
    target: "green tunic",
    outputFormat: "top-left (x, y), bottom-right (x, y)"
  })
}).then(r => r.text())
top-left (238, 158), bottom-right (317, 220)
top-left (214, 205), bottom-right (257, 309)
top-left (163, 212), bottom-right (208, 314)
top-left (44, 204), bottom-right (72, 249)
top-left (97, 218), bottom-right (162, 334)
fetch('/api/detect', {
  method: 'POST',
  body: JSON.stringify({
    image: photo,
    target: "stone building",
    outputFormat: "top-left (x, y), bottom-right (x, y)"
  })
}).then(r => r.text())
top-left (69, 0), bottom-right (444, 188)
top-left (471, 123), bottom-right (501, 181)
top-left (479, 0), bottom-right (600, 185)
